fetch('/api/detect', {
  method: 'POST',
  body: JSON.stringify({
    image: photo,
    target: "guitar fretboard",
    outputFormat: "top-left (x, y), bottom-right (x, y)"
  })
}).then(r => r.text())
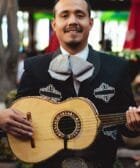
top-left (99, 113), bottom-right (126, 126)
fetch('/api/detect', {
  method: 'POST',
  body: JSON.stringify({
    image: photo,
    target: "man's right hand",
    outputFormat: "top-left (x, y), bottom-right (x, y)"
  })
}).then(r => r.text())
top-left (0, 108), bottom-right (33, 140)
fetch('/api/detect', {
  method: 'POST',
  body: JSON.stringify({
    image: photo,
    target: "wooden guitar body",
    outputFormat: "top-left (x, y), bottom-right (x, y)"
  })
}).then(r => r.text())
top-left (7, 97), bottom-right (100, 163)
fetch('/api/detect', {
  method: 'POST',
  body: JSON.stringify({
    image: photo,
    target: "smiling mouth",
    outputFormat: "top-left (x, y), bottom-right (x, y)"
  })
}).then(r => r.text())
top-left (64, 27), bottom-right (82, 33)
top-left (65, 29), bottom-right (79, 33)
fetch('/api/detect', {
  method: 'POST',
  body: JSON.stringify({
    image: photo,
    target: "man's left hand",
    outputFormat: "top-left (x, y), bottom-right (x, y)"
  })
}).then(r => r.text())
top-left (126, 106), bottom-right (140, 132)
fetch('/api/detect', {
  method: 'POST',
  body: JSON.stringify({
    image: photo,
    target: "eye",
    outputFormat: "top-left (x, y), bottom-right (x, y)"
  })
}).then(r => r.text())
top-left (61, 13), bottom-right (68, 19)
top-left (77, 15), bottom-right (83, 18)
top-left (62, 15), bottom-right (67, 17)
top-left (77, 13), bottom-right (85, 18)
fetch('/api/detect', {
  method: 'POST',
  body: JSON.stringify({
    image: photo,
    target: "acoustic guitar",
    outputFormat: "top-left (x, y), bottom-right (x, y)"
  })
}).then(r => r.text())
top-left (7, 96), bottom-right (126, 163)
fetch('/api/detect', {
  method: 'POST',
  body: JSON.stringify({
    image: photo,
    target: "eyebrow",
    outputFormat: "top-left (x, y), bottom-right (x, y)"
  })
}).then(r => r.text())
top-left (58, 9), bottom-right (87, 15)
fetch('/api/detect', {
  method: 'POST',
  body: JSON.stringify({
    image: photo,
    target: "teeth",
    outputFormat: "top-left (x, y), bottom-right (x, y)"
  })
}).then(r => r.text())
top-left (68, 29), bottom-right (77, 32)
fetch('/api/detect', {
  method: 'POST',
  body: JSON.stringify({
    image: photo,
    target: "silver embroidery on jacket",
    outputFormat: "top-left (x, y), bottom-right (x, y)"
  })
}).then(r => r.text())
top-left (93, 83), bottom-right (115, 103)
top-left (102, 126), bottom-right (118, 140)
top-left (39, 84), bottom-right (62, 102)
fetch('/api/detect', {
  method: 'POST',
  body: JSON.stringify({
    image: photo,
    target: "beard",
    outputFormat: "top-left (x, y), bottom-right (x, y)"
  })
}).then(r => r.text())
top-left (65, 40), bottom-right (81, 49)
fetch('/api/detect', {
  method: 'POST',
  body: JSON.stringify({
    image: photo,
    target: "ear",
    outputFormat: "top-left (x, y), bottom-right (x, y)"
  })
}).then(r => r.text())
top-left (51, 19), bottom-right (56, 32)
top-left (89, 18), bottom-right (93, 30)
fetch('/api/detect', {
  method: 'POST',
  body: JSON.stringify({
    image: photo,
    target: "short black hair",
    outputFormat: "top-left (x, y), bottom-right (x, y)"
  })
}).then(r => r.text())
top-left (53, 0), bottom-right (92, 17)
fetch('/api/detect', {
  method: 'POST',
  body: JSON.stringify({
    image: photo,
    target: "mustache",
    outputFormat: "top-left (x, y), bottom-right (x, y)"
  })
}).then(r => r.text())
top-left (64, 25), bottom-right (83, 33)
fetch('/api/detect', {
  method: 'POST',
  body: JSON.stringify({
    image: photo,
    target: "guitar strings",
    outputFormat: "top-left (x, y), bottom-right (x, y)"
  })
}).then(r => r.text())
top-left (33, 121), bottom-right (125, 135)
top-left (31, 113), bottom-right (126, 135)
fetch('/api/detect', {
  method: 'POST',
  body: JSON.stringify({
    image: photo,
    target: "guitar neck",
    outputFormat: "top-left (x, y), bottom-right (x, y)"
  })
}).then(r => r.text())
top-left (99, 113), bottom-right (126, 127)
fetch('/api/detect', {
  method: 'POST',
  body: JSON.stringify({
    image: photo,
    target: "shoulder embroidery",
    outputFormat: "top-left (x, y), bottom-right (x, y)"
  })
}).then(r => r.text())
top-left (39, 84), bottom-right (62, 102)
top-left (93, 83), bottom-right (115, 103)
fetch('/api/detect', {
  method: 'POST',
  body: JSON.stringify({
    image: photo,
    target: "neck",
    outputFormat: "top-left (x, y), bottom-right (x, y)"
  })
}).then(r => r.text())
top-left (61, 43), bottom-right (88, 55)
top-left (99, 113), bottom-right (126, 126)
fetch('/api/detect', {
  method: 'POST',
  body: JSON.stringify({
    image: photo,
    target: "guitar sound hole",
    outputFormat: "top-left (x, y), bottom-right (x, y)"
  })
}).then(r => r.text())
top-left (53, 111), bottom-right (81, 139)
top-left (58, 116), bottom-right (76, 135)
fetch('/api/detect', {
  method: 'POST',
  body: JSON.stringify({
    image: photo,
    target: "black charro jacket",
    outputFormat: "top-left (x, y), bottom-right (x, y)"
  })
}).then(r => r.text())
top-left (17, 46), bottom-right (136, 168)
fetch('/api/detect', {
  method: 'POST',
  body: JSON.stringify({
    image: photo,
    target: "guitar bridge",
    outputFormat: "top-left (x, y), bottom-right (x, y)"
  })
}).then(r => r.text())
top-left (27, 112), bottom-right (35, 148)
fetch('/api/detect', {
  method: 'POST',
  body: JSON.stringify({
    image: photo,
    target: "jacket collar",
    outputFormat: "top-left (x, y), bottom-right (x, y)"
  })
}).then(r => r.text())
top-left (87, 45), bottom-right (100, 80)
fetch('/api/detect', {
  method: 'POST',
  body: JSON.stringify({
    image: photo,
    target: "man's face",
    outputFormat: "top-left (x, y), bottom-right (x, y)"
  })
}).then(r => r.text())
top-left (52, 0), bottom-right (93, 50)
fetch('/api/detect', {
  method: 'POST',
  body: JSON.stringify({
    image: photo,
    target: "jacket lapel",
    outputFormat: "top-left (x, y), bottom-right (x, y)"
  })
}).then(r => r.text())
top-left (87, 46), bottom-right (100, 80)
top-left (51, 48), bottom-right (61, 60)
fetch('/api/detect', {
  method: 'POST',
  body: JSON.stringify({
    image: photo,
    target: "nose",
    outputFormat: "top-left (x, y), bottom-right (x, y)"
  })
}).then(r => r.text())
top-left (68, 14), bottom-right (78, 25)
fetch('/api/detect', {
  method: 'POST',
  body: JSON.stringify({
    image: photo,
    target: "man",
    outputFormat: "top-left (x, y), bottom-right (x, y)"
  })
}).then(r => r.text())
top-left (0, 0), bottom-right (140, 167)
